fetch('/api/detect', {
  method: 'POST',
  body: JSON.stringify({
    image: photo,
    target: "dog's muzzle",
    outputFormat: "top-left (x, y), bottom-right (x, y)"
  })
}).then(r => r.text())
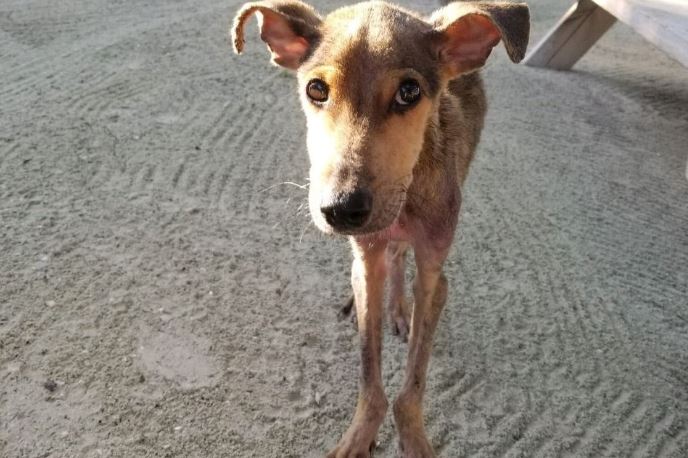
top-left (319, 188), bottom-right (373, 231)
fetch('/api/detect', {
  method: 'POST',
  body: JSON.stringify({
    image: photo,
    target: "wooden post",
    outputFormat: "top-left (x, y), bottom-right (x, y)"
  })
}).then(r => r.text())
top-left (523, 0), bottom-right (617, 70)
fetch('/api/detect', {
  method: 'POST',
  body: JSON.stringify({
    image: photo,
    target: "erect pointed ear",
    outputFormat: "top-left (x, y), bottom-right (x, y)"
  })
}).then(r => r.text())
top-left (429, 2), bottom-right (530, 77)
top-left (232, 0), bottom-right (322, 70)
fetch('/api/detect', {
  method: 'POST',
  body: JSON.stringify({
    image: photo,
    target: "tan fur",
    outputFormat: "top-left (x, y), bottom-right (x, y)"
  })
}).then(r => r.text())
top-left (231, 2), bottom-right (529, 456)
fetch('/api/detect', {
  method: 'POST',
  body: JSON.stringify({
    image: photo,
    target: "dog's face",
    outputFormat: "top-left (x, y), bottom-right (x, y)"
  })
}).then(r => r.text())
top-left (233, 1), bottom-right (529, 235)
top-left (298, 5), bottom-right (441, 235)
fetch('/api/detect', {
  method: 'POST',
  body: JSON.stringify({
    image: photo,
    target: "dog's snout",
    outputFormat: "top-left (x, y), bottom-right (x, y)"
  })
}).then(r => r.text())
top-left (320, 189), bottom-right (373, 230)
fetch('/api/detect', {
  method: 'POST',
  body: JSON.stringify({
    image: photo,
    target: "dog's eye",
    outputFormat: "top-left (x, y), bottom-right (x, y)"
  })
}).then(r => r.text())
top-left (306, 79), bottom-right (328, 104)
top-left (394, 80), bottom-right (421, 108)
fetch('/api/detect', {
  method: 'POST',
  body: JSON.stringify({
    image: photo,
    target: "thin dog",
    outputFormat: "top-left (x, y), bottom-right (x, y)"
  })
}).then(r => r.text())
top-left (232, 1), bottom-right (529, 456)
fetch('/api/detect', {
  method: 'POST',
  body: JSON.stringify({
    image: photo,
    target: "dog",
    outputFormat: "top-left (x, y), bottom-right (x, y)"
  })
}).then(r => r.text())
top-left (231, 1), bottom-right (529, 456)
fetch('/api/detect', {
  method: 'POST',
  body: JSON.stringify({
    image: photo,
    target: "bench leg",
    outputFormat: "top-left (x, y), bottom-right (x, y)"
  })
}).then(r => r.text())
top-left (523, 0), bottom-right (617, 70)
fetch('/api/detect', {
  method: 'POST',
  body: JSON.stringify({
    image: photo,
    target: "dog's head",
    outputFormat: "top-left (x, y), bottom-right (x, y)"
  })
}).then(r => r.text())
top-left (233, 1), bottom-right (529, 235)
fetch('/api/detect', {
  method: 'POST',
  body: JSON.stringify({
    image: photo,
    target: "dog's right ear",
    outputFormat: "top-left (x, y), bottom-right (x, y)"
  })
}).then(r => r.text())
top-left (232, 0), bottom-right (322, 70)
top-left (429, 2), bottom-right (530, 77)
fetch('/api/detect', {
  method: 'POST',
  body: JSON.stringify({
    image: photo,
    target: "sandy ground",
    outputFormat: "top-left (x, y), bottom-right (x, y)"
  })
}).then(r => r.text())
top-left (1, 0), bottom-right (687, 456)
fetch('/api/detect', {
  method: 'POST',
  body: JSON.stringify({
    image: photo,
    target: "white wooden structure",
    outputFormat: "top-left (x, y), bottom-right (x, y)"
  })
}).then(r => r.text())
top-left (524, 0), bottom-right (688, 70)
top-left (523, 0), bottom-right (688, 178)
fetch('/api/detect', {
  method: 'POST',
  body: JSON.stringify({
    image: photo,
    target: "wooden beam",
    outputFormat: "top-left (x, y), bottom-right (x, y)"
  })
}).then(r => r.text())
top-left (594, 0), bottom-right (688, 68)
top-left (524, 0), bottom-right (688, 70)
top-left (523, 0), bottom-right (617, 70)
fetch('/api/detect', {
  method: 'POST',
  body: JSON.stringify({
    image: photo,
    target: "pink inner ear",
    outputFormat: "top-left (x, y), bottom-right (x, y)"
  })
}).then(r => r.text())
top-left (441, 13), bottom-right (502, 74)
top-left (258, 11), bottom-right (309, 69)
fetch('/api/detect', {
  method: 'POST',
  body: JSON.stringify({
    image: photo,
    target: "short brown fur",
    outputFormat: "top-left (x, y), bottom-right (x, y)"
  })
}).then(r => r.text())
top-left (232, 1), bottom-right (529, 456)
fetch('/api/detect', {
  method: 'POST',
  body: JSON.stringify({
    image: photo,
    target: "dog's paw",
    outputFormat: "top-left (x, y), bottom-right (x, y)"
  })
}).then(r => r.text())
top-left (389, 297), bottom-right (411, 342)
top-left (397, 434), bottom-right (435, 458)
top-left (328, 407), bottom-right (385, 458)
top-left (327, 436), bottom-right (377, 458)
top-left (396, 424), bottom-right (435, 458)
top-left (394, 397), bottom-right (435, 457)
top-left (390, 314), bottom-right (409, 342)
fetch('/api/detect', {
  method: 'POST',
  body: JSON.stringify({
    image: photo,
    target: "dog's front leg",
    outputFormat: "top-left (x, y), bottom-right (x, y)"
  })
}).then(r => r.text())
top-left (393, 242), bottom-right (450, 458)
top-left (328, 238), bottom-right (389, 458)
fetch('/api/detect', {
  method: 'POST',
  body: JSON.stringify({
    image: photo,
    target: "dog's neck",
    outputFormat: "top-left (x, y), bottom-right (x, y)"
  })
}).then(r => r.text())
top-left (372, 87), bottom-right (462, 247)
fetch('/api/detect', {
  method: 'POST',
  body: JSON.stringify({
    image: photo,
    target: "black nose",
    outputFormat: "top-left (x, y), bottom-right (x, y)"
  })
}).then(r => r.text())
top-left (320, 189), bottom-right (373, 230)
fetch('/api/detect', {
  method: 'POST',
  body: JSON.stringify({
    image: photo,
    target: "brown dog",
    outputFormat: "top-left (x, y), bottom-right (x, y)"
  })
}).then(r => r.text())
top-left (232, 1), bottom-right (529, 456)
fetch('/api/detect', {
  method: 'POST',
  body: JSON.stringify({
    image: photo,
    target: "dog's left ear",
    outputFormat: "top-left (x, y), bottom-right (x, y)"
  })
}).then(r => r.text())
top-left (429, 2), bottom-right (530, 77)
top-left (232, 0), bottom-right (322, 70)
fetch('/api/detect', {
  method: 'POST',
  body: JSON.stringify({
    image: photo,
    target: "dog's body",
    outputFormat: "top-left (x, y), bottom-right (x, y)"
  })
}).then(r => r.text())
top-left (232, 2), bottom-right (529, 456)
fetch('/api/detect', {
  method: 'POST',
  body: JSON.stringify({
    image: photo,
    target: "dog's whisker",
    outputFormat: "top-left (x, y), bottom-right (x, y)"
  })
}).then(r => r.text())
top-left (259, 181), bottom-right (310, 193)
top-left (298, 220), bottom-right (314, 243)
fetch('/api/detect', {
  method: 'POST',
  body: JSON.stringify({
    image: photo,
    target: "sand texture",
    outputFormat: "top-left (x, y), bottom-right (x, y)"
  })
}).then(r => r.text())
top-left (1, 0), bottom-right (687, 456)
